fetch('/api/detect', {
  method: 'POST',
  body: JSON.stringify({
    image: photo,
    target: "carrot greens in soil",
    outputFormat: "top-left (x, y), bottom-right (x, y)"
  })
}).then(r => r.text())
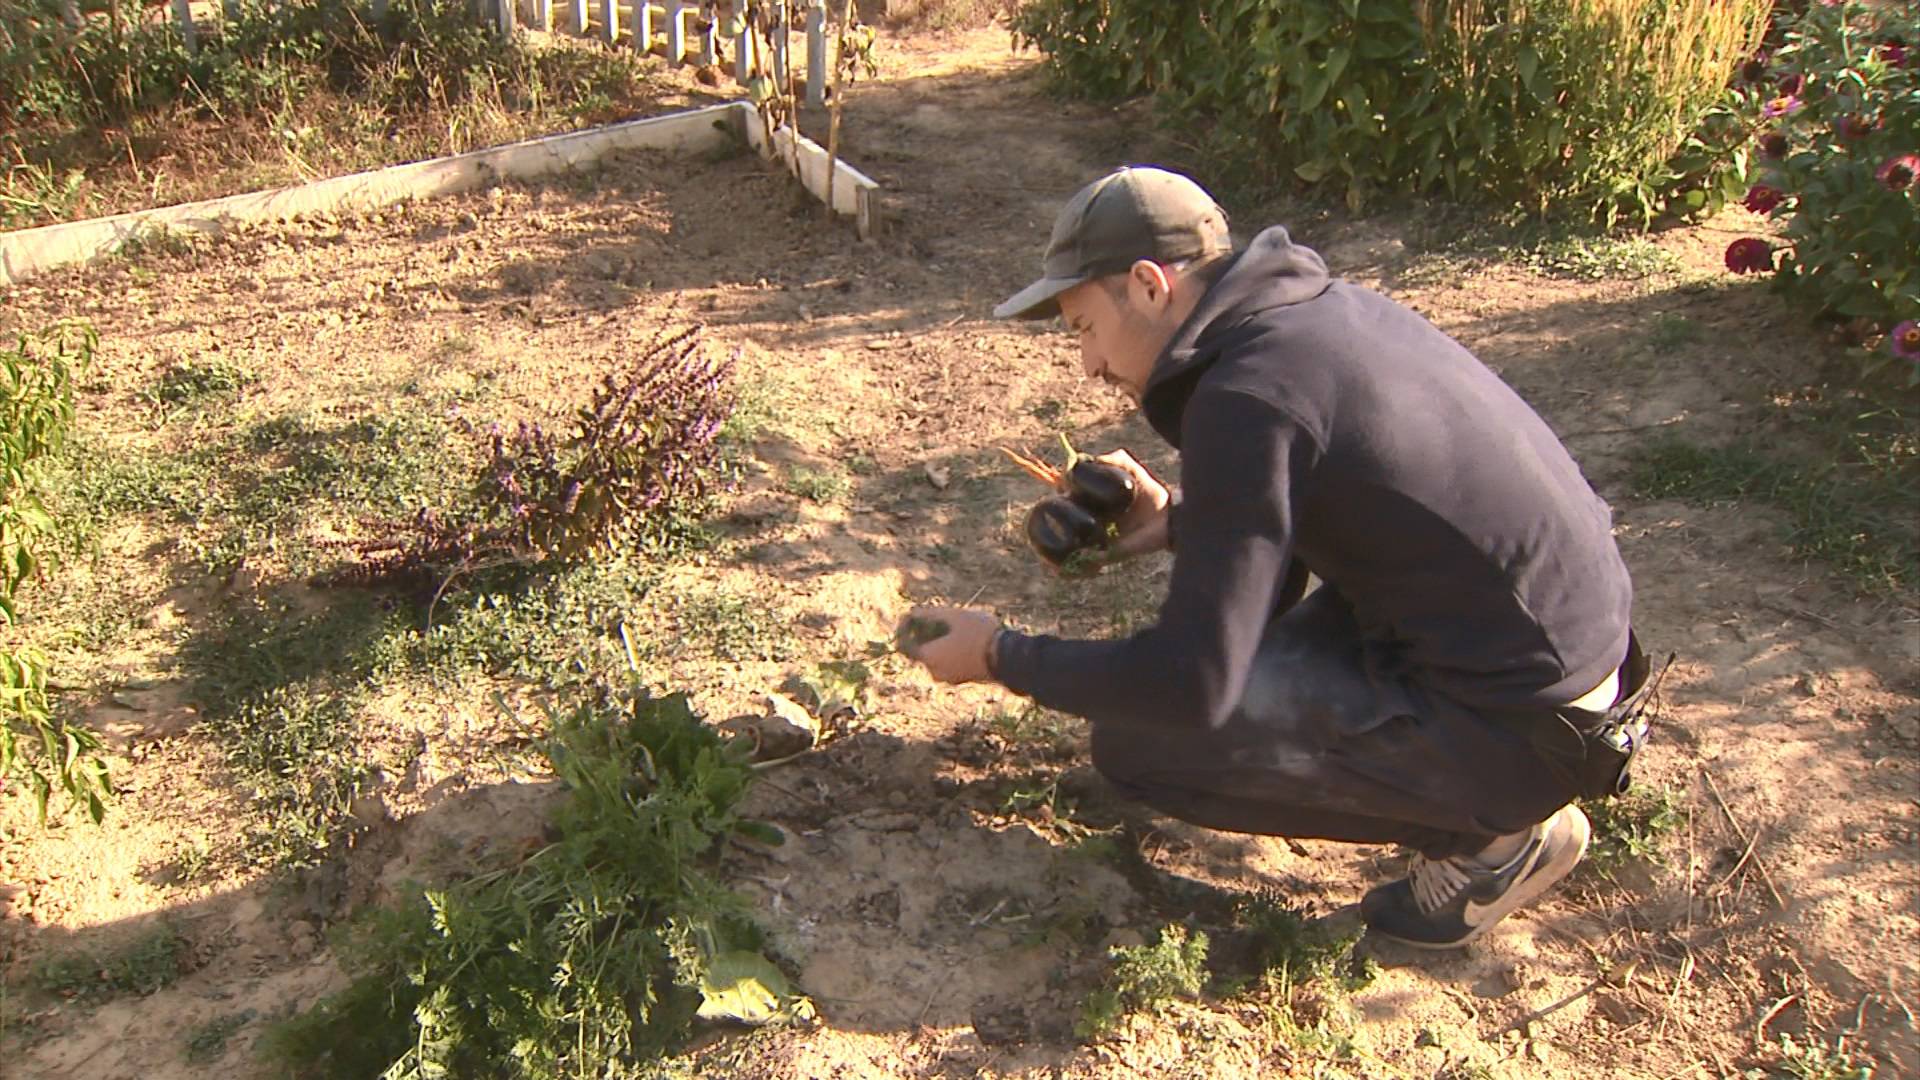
top-left (264, 688), bottom-right (811, 1079)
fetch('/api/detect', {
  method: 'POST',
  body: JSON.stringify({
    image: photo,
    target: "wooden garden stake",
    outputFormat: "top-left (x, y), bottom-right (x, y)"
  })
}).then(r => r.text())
top-left (824, 0), bottom-right (855, 221)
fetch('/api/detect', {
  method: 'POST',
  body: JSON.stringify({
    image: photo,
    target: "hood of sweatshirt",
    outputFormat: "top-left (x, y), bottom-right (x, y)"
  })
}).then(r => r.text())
top-left (1140, 226), bottom-right (1332, 446)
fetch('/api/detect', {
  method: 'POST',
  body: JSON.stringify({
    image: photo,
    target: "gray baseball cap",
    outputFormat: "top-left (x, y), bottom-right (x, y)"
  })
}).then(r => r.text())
top-left (994, 166), bottom-right (1232, 321)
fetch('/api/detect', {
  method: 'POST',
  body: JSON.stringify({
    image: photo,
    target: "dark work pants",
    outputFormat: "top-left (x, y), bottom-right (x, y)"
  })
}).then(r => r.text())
top-left (1089, 585), bottom-right (1585, 860)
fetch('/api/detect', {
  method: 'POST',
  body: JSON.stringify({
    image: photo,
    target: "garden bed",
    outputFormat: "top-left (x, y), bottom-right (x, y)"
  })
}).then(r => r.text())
top-left (0, 27), bottom-right (1913, 1080)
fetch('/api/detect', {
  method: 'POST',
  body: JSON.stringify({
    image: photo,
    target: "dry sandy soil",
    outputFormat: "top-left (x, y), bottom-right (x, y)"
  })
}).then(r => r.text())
top-left (1, 25), bottom-right (1916, 1080)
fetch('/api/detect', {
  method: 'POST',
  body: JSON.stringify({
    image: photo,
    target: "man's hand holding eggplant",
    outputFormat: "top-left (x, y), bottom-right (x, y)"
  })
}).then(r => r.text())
top-left (1004, 440), bottom-right (1172, 572)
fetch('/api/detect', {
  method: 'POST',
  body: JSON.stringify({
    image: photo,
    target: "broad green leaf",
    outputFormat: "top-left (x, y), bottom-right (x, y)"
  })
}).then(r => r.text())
top-left (697, 951), bottom-right (809, 1024)
top-left (1323, 46), bottom-right (1350, 88)
top-left (733, 819), bottom-right (785, 848)
top-left (1298, 67), bottom-right (1332, 112)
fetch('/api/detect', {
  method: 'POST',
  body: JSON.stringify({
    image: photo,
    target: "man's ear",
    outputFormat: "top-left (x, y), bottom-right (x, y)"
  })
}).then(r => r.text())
top-left (1127, 259), bottom-right (1175, 309)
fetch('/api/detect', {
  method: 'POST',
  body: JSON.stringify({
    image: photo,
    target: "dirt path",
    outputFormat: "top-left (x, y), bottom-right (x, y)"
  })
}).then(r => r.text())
top-left (1, 25), bottom-right (1914, 1080)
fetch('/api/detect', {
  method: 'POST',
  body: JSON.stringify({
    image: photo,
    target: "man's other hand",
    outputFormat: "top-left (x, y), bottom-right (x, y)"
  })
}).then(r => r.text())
top-left (1096, 449), bottom-right (1172, 557)
top-left (898, 605), bottom-right (1000, 685)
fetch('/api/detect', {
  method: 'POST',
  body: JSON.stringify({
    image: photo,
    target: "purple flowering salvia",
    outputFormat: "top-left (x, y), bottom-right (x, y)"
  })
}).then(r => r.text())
top-left (321, 324), bottom-right (738, 587)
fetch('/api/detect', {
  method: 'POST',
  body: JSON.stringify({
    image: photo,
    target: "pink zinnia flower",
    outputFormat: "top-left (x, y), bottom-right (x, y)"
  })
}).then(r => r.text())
top-left (1762, 96), bottom-right (1803, 119)
top-left (1743, 184), bottom-right (1785, 214)
top-left (1725, 238), bottom-right (1775, 274)
top-left (1876, 154), bottom-right (1920, 191)
top-left (1890, 320), bottom-right (1920, 360)
top-left (1759, 132), bottom-right (1790, 159)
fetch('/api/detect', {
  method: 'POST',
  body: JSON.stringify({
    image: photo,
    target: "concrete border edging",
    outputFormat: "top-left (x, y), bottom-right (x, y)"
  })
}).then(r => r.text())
top-left (0, 101), bottom-right (882, 287)
top-left (742, 111), bottom-right (880, 240)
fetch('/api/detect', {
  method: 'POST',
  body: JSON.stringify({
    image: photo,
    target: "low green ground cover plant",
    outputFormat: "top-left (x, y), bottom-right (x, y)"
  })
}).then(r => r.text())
top-left (48, 405), bottom-right (470, 578)
top-left (183, 593), bottom-right (399, 865)
top-left (1765, 1032), bottom-right (1874, 1080)
top-left (1395, 219), bottom-right (1685, 287)
top-left (1628, 389), bottom-right (1918, 597)
top-left (1078, 923), bottom-right (1210, 1037)
top-left (139, 354), bottom-right (258, 413)
top-left (28, 922), bottom-right (189, 1003)
top-left (266, 686), bottom-right (809, 1079)
top-left (1078, 895), bottom-right (1376, 1061)
top-left (1719, 0), bottom-right (1919, 381)
top-left (1230, 891), bottom-right (1376, 1062)
top-left (184, 1009), bottom-right (257, 1064)
top-left (1582, 785), bottom-right (1685, 880)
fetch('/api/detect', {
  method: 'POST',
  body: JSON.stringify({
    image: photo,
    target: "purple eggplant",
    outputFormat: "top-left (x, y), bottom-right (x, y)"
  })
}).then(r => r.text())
top-left (1025, 495), bottom-right (1102, 565)
top-left (1066, 460), bottom-right (1136, 523)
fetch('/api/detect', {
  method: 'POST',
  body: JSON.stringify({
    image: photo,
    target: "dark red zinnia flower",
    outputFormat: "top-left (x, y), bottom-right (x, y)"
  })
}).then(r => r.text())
top-left (1741, 57), bottom-right (1769, 82)
top-left (1759, 132), bottom-right (1790, 159)
top-left (1876, 154), bottom-right (1920, 191)
top-left (1743, 184), bottom-right (1785, 214)
top-left (1834, 114), bottom-right (1879, 140)
top-left (1725, 238), bottom-right (1775, 274)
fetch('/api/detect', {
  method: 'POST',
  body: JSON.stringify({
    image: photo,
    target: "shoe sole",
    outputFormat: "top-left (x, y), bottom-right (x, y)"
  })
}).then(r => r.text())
top-left (1377, 804), bottom-right (1592, 951)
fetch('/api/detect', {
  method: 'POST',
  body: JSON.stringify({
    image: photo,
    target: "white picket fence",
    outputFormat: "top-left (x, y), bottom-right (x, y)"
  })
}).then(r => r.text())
top-left (163, 0), bottom-right (832, 107)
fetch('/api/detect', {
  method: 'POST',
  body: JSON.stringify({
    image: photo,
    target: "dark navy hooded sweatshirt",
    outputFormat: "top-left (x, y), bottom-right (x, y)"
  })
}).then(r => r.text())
top-left (992, 226), bottom-right (1634, 730)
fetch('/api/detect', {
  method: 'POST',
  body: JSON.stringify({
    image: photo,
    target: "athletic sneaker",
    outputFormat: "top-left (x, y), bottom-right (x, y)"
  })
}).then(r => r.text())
top-left (1360, 803), bottom-right (1591, 949)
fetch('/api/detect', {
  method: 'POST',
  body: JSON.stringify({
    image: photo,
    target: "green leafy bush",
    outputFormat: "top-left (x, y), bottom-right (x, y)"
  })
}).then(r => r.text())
top-left (2, 0), bottom-right (555, 129)
top-left (0, 323), bottom-right (110, 823)
top-left (1721, 0), bottom-right (1919, 381)
top-left (268, 686), bottom-right (809, 1079)
top-left (2, 0), bottom-right (652, 226)
top-left (1012, 0), bottom-right (1770, 224)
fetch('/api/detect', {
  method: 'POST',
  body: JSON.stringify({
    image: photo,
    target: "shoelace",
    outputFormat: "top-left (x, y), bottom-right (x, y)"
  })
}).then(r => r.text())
top-left (1407, 853), bottom-right (1477, 914)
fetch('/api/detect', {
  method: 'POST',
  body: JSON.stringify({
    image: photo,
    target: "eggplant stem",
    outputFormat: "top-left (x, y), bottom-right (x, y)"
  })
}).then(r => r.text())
top-left (1058, 433), bottom-right (1080, 469)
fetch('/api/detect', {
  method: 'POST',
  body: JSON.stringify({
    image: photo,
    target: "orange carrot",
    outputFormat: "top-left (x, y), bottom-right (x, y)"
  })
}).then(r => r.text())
top-left (999, 446), bottom-right (1062, 488)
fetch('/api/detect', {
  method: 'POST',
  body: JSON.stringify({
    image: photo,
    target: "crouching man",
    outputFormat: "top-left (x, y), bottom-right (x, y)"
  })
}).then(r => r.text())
top-left (902, 166), bottom-right (1653, 948)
